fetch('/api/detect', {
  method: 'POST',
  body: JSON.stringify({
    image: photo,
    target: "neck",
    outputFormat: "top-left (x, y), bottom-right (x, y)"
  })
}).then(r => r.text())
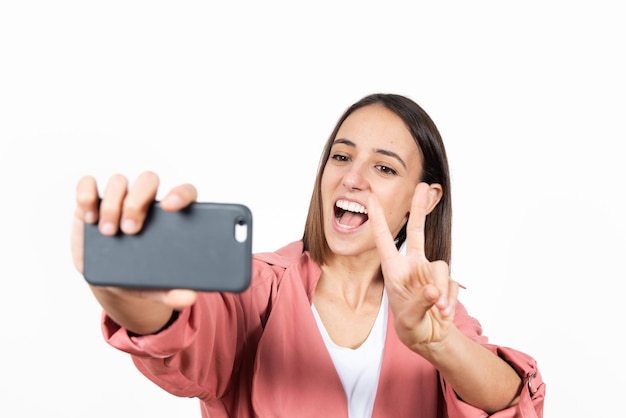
top-left (317, 262), bottom-right (384, 311)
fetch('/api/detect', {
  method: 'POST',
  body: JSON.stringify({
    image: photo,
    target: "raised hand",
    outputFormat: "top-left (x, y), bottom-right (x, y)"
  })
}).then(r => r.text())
top-left (368, 182), bottom-right (459, 351)
top-left (71, 171), bottom-right (199, 331)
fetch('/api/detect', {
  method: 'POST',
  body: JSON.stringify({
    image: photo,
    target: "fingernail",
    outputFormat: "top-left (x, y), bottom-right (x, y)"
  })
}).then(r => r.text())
top-left (122, 219), bottom-right (138, 234)
top-left (100, 222), bottom-right (116, 236)
top-left (162, 194), bottom-right (183, 207)
top-left (84, 211), bottom-right (96, 223)
top-left (437, 295), bottom-right (447, 308)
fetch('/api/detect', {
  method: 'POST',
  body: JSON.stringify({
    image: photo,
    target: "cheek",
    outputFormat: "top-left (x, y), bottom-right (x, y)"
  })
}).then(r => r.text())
top-left (382, 189), bottom-right (413, 223)
top-left (320, 172), bottom-right (337, 210)
top-left (320, 167), bottom-right (341, 194)
top-left (320, 173), bottom-right (331, 199)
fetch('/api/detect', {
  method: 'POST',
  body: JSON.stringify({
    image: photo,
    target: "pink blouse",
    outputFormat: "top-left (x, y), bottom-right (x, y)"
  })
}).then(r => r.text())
top-left (103, 241), bottom-right (545, 417)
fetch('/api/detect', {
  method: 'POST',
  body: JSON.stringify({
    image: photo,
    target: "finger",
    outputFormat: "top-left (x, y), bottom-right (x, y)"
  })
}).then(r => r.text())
top-left (159, 183), bottom-right (199, 212)
top-left (430, 260), bottom-right (450, 310)
top-left (441, 279), bottom-right (459, 318)
top-left (71, 209), bottom-right (87, 273)
top-left (72, 175), bottom-right (100, 273)
top-left (76, 175), bottom-right (99, 224)
top-left (131, 288), bottom-right (198, 311)
top-left (405, 182), bottom-right (430, 259)
top-left (99, 174), bottom-right (129, 236)
top-left (411, 282), bottom-right (440, 317)
top-left (120, 171), bottom-right (160, 234)
top-left (367, 193), bottom-right (398, 261)
top-left (162, 289), bottom-right (198, 311)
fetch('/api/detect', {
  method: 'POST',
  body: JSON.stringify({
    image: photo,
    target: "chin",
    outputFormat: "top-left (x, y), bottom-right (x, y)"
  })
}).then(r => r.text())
top-left (325, 234), bottom-right (371, 258)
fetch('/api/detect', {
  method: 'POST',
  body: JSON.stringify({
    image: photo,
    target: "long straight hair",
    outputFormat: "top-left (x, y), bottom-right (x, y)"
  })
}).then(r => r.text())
top-left (302, 93), bottom-right (452, 266)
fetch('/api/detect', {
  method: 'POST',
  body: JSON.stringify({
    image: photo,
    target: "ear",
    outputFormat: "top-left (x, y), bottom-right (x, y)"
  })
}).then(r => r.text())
top-left (425, 183), bottom-right (443, 215)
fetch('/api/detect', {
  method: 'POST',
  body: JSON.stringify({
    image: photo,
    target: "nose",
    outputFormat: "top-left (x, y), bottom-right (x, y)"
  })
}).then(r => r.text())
top-left (342, 164), bottom-right (367, 191)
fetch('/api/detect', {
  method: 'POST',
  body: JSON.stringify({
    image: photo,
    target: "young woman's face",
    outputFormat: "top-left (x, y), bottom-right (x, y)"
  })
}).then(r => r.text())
top-left (321, 104), bottom-right (423, 257)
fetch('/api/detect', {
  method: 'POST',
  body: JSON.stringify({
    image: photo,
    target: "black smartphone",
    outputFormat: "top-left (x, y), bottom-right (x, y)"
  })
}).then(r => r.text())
top-left (83, 202), bottom-right (253, 292)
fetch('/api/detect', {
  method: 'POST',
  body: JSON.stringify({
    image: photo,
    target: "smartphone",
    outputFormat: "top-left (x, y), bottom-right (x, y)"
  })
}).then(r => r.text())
top-left (83, 201), bottom-right (253, 292)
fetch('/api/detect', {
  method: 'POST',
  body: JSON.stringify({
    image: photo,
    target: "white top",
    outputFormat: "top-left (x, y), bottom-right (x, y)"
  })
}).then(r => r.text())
top-left (312, 290), bottom-right (388, 418)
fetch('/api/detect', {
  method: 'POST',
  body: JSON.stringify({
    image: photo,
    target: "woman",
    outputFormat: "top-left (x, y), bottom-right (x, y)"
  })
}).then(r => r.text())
top-left (71, 93), bottom-right (545, 417)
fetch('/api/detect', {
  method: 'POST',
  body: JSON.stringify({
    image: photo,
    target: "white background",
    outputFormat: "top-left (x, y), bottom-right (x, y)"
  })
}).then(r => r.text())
top-left (1, 1), bottom-right (624, 416)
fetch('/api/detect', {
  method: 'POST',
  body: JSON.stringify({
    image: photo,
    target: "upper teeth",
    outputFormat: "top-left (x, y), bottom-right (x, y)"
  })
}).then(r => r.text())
top-left (336, 200), bottom-right (368, 214)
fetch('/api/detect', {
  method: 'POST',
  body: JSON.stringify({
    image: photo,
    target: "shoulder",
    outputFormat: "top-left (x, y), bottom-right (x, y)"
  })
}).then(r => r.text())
top-left (253, 240), bottom-right (306, 268)
top-left (250, 240), bottom-right (320, 300)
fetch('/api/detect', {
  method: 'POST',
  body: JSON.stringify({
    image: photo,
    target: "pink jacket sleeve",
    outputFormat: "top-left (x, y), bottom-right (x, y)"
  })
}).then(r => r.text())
top-left (440, 304), bottom-right (546, 417)
top-left (101, 259), bottom-right (282, 406)
top-left (441, 345), bottom-right (545, 417)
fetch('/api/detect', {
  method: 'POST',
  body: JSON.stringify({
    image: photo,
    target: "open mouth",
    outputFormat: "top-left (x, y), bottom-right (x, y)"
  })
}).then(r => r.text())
top-left (335, 199), bottom-right (369, 229)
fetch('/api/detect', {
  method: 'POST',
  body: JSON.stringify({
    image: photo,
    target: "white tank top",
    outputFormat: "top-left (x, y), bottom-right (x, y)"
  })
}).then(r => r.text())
top-left (312, 290), bottom-right (388, 418)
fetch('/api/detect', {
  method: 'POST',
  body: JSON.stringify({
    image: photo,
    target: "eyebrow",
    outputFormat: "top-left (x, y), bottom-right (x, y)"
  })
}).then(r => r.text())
top-left (332, 138), bottom-right (408, 170)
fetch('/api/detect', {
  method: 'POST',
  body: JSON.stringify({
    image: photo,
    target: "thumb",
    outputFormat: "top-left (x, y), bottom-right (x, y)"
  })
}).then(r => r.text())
top-left (162, 289), bottom-right (198, 310)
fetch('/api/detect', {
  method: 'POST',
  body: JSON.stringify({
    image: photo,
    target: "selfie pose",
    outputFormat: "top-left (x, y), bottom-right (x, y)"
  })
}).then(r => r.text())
top-left (71, 93), bottom-right (545, 417)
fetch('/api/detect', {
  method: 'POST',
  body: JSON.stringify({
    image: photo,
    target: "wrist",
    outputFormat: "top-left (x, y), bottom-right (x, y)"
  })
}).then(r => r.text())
top-left (411, 324), bottom-right (460, 363)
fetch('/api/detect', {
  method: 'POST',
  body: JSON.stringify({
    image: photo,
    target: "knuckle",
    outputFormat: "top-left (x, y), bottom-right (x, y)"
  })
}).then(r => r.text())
top-left (122, 199), bottom-right (146, 217)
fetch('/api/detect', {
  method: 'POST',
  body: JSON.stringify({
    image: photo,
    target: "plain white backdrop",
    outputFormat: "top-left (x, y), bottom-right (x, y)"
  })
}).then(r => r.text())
top-left (1, 1), bottom-right (624, 416)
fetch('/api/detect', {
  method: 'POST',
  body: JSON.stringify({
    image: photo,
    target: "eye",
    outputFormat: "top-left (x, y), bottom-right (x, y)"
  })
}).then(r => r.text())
top-left (330, 153), bottom-right (350, 162)
top-left (375, 164), bottom-right (398, 176)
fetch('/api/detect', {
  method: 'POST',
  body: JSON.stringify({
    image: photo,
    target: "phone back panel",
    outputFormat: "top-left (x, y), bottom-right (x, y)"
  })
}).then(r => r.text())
top-left (83, 202), bottom-right (253, 292)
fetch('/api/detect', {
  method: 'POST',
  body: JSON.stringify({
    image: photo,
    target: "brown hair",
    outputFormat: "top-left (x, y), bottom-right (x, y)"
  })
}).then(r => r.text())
top-left (302, 93), bottom-right (452, 266)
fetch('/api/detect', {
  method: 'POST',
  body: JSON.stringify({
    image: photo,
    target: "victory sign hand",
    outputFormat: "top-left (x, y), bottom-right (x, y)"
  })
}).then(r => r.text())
top-left (368, 182), bottom-right (459, 351)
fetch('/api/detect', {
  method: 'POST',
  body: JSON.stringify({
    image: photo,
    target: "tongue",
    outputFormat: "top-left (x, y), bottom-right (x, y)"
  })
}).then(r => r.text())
top-left (339, 211), bottom-right (367, 227)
